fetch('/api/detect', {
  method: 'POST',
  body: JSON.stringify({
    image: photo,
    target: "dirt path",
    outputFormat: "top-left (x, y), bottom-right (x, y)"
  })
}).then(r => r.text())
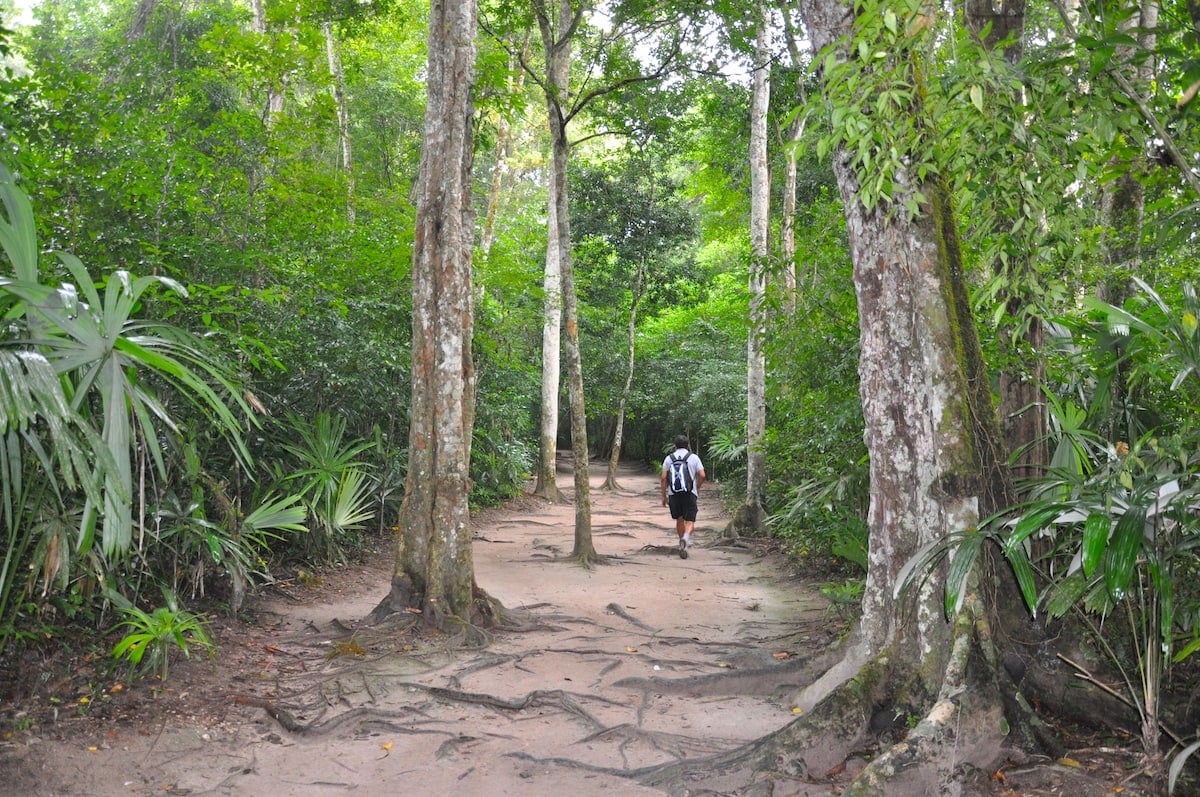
top-left (3, 461), bottom-right (843, 796)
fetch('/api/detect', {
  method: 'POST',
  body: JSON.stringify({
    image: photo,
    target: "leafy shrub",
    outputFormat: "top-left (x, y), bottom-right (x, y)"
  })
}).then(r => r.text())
top-left (110, 589), bottom-right (215, 682)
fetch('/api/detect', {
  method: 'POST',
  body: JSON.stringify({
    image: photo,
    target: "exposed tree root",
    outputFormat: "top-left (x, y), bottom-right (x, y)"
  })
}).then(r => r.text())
top-left (614, 654), bottom-right (822, 699)
top-left (232, 695), bottom-right (430, 736)
top-left (577, 723), bottom-right (738, 768)
top-left (723, 502), bottom-right (768, 538)
top-left (639, 542), bottom-right (702, 557)
top-left (605, 601), bottom-right (658, 631)
top-left (634, 599), bottom-right (1051, 795)
top-left (563, 551), bottom-right (617, 569)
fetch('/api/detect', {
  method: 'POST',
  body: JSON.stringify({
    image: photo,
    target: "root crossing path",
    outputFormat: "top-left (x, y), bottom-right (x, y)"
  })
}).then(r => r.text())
top-left (7, 461), bottom-right (839, 796)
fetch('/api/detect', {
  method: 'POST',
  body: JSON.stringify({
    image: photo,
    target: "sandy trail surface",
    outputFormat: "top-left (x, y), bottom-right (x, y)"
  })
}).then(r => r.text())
top-left (2, 460), bottom-right (840, 796)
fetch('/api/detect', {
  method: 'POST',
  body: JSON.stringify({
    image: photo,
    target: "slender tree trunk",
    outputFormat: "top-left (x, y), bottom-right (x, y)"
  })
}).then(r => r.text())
top-left (533, 173), bottom-right (565, 501)
top-left (480, 32), bottom-right (530, 257)
top-left (531, 2), bottom-right (574, 503)
top-left (1097, 0), bottom-right (1155, 444)
top-left (603, 257), bottom-right (646, 489)
top-left (371, 0), bottom-right (494, 630)
top-left (322, 20), bottom-right (356, 224)
top-left (730, 3), bottom-right (770, 535)
top-left (533, 0), bottom-right (596, 561)
top-left (779, 9), bottom-right (809, 316)
top-left (127, 0), bottom-right (157, 40)
top-left (250, 0), bottom-right (285, 123)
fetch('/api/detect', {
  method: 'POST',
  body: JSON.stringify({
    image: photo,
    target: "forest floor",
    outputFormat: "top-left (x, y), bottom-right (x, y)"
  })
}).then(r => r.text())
top-left (0, 459), bottom-right (1161, 796)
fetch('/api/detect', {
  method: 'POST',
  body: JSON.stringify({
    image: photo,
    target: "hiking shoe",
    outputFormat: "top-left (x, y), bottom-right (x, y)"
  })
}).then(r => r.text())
top-left (679, 538), bottom-right (688, 559)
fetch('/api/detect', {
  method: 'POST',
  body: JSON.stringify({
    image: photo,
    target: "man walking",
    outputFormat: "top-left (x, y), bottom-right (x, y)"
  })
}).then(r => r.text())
top-left (661, 434), bottom-right (706, 559)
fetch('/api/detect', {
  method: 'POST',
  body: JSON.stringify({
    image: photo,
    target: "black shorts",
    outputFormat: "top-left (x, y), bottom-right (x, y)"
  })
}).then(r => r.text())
top-left (668, 492), bottom-right (698, 522)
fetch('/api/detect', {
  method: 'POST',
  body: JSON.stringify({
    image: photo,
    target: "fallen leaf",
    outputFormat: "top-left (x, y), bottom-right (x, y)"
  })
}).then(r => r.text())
top-left (1057, 757), bottom-right (1081, 768)
top-left (773, 651), bottom-right (789, 660)
top-left (626, 646), bottom-right (638, 653)
top-left (791, 707), bottom-right (803, 714)
top-left (381, 742), bottom-right (393, 751)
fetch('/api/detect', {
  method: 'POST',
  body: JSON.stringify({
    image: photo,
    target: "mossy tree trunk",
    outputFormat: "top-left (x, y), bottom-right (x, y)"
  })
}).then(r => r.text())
top-left (721, 0), bottom-right (1025, 788)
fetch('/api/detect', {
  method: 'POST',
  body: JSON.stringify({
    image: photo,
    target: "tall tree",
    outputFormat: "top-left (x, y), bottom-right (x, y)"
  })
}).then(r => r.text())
top-left (322, 19), bottom-right (356, 224)
top-left (729, 2), bottom-right (770, 534)
top-left (650, 0), bottom-right (1027, 790)
top-left (480, 29), bottom-right (532, 257)
top-left (531, 0), bottom-right (592, 555)
top-left (778, 4), bottom-right (808, 313)
top-left (370, 0), bottom-right (495, 628)
top-left (487, 0), bottom-right (693, 561)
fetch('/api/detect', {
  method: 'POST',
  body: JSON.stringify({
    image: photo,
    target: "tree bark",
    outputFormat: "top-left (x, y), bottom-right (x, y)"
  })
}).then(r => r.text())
top-left (732, 0), bottom-right (1024, 786)
top-left (779, 7), bottom-right (809, 314)
top-left (371, 0), bottom-right (494, 630)
top-left (480, 32), bottom-right (531, 257)
top-left (731, 3), bottom-right (771, 535)
top-left (533, 170), bottom-right (565, 501)
top-left (602, 256), bottom-right (645, 490)
top-left (532, 0), bottom-right (597, 562)
top-left (322, 20), bottom-right (356, 224)
top-left (531, 1), bottom-right (576, 504)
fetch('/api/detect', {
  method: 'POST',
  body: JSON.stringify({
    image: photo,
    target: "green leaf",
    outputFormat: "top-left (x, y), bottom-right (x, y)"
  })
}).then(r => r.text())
top-left (969, 84), bottom-right (983, 112)
top-left (1103, 507), bottom-right (1146, 601)
top-left (1007, 543), bottom-right (1038, 616)
top-left (1080, 513), bottom-right (1110, 578)
top-left (944, 529), bottom-right (983, 617)
top-left (242, 492), bottom-right (308, 535)
top-left (1008, 505), bottom-right (1059, 551)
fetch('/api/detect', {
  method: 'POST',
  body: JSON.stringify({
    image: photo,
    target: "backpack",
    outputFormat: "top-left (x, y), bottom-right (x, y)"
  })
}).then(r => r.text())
top-left (668, 451), bottom-right (693, 494)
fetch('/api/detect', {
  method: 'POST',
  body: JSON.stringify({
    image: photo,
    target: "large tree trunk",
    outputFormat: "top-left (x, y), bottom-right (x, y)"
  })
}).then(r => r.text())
top-left (667, 0), bottom-right (1024, 788)
top-left (370, 0), bottom-right (494, 631)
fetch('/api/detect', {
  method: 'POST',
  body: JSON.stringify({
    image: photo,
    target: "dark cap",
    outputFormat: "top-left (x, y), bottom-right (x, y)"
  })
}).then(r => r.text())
top-left (674, 434), bottom-right (689, 450)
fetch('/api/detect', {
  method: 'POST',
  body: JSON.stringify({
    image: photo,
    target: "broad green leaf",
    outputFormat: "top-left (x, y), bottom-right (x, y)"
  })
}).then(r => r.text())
top-left (1080, 513), bottom-right (1110, 578)
top-left (944, 529), bottom-right (983, 618)
top-left (1005, 542), bottom-right (1038, 615)
top-left (1103, 507), bottom-right (1146, 601)
top-left (243, 493), bottom-right (308, 535)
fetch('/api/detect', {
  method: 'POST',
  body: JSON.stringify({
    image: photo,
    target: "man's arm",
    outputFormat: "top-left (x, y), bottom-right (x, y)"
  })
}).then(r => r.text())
top-left (695, 467), bottom-right (706, 491)
top-left (660, 468), bottom-right (669, 506)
